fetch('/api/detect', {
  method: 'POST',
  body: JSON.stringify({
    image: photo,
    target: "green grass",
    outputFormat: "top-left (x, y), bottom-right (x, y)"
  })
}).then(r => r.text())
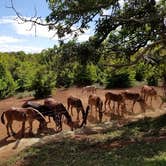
top-left (2, 114), bottom-right (166, 166)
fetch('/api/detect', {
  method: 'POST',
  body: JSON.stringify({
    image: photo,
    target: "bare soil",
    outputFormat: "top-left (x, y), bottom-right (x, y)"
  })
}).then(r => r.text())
top-left (0, 86), bottom-right (165, 161)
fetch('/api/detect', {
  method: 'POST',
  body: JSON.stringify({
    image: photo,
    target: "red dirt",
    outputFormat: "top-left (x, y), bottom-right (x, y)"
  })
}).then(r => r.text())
top-left (0, 86), bottom-right (165, 160)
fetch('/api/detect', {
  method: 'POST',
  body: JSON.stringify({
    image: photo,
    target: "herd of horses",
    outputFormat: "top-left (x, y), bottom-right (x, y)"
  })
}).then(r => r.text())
top-left (0, 85), bottom-right (165, 138)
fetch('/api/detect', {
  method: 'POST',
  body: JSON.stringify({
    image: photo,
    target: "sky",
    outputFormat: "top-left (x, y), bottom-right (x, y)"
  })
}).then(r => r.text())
top-left (0, 0), bottom-right (94, 53)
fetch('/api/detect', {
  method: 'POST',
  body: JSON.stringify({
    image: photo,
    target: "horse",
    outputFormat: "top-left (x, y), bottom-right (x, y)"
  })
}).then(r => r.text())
top-left (121, 90), bottom-right (147, 113)
top-left (1, 107), bottom-right (47, 137)
top-left (141, 85), bottom-right (157, 105)
top-left (67, 96), bottom-right (85, 121)
top-left (88, 94), bottom-right (104, 122)
top-left (104, 91), bottom-right (126, 117)
top-left (82, 85), bottom-right (96, 94)
top-left (44, 98), bottom-right (76, 131)
top-left (22, 100), bottom-right (52, 122)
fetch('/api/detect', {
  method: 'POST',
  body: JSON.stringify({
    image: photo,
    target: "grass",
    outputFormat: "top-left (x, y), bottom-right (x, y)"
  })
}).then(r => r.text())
top-left (2, 114), bottom-right (166, 166)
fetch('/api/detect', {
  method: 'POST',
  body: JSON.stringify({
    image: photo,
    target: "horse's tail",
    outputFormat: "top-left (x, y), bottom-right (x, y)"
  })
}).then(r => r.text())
top-left (1, 112), bottom-right (5, 125)
top-left (27, 107), bottom-right (47, 121)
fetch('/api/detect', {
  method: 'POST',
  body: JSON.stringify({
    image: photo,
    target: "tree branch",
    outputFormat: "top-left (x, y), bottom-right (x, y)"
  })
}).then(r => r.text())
top-left (103, 39), bottom-right (166, 70)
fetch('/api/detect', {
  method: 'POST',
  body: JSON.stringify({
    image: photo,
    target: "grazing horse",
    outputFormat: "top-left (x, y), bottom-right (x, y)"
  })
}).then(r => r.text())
top-left (44, 98), bottom-right (75, 131)
top-left (82, 85), bottom-right (96, 94)
top-left (104, 92), bottom-right (126, 117)
top-left (88, 94), bottom-right (103, 122)
top-left (121, 90), bottom-right (147, 113)
top-left (67, 96), bottom-right (85, 121)
top-left (22, 101), bottom-right (52, 122)
top-left (141, 85), bottom-right (157, 105)
top-left (1, 107), bottom-right (47, 137)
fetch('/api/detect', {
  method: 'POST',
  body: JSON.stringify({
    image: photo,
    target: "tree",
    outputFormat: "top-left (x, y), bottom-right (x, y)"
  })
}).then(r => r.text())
top-left (0, 62), bottom-right (17, 98)
top-left (10, 0), bottom-right (166, 68)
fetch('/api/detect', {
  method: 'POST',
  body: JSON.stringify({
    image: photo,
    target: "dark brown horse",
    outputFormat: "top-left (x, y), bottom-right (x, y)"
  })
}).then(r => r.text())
top-left (22, 101), bottom-right (52, 122)
top-left (1, 107), bottom-right (47, 137)
top-left (67, 96), bottom-right (85, 121)
top-left (44, 98), bottom-right (75, 131)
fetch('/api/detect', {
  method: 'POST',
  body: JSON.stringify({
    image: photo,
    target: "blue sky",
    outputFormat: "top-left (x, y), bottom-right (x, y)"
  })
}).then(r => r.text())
top-left (0, 0), bottom-right (93, 53)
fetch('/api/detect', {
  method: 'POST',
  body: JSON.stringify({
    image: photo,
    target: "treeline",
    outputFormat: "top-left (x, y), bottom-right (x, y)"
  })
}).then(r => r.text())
top-left (0, 40), bottom-right (165, 99)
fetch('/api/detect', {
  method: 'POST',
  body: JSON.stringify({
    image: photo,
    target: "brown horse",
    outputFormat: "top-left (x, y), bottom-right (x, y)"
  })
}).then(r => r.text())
top-left (67, 96), bottom-right (85, 121)
top-left (88, 94), bottom-right (104, 122)
top-left (141, 85), bottom-right (157, 105)
top-left (104, 91), bottom-right (126, 117)
top-left (44, 98), bottom-right (75, 131)
top-left (1, 107), bottom-right (47, 137)
top-left (122, 90), bottom-right (147, 113)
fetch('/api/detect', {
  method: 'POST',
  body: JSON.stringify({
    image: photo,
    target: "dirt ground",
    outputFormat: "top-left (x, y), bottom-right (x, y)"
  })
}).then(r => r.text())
top-left (0, 86), bottom-right (165, 158)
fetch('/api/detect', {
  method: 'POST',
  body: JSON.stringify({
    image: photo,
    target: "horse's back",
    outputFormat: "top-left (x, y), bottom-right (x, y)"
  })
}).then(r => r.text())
top-left (5, 108), bottom-right (27, 121)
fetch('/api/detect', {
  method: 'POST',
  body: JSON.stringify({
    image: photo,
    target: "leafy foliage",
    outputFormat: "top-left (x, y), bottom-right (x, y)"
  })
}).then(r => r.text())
top-left (32, 68), bottom-right (56, 98)
top-left (106, 70), bottom-right (134, 88)
top-left (0, 62), bottom-right (17, 99)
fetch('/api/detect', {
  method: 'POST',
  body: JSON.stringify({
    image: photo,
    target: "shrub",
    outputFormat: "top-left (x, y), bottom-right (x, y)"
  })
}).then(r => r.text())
top-left (0, 63), bottom-right (17, 98)
top-left (74, 65), bottom-right (93, 86)
top-left (146, 75), bottom-right (158, 86)
top-left (134, 63), bottom-right (146, 81)
top-left (32, 69), bottom-right (56, 98)
top-left (56, 69), bottom-right (74, 88)
top-left (106, 71), bottom-right (134, 89)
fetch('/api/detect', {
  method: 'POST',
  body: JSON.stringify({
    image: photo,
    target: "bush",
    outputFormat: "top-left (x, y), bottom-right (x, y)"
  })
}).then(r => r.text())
top-left (32, 70), bottom-right (56, 98)
top-left (134, 63), bottom-right (146, 81)
top-left (146, 75), bottom-right (158, 86)
top-left (74, 65), bottom-right (93, 86)
top-left (56, 69), bottom-right (74, 88)
top-left (0, 63), bottom-right (17, 98)
top-left (106, 71), bottom-right (134, 89)
top-left (135, 71), bottom-right (144, 81)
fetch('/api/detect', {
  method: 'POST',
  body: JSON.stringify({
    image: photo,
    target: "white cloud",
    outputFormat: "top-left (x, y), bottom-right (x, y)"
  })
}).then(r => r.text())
top-left (0, 44), bottom-right (43, 53)
top-left (0, 36), bottom-right (24, 44)
top-left (0, 16), bottom-right (93, 42)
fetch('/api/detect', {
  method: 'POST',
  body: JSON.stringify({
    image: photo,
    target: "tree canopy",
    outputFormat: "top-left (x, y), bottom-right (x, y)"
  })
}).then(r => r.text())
top-left (11, 0), bottom-right (166, 67)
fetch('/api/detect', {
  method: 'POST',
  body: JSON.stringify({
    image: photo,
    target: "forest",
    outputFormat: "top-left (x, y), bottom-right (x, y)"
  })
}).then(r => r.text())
top-left (0, 38), bottom-right (165, 99)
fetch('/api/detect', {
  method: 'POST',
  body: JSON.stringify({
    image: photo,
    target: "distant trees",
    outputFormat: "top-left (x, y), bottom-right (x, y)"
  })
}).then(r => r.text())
top-left (0, 62), bottom-right (17, 98)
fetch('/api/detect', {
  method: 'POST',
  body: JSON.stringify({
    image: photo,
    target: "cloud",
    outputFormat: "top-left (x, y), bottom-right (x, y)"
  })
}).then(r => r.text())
top-left (0, 36), bottom-right (24, 44)
top-left (0, 16), bottom-right (93, 42)
top-left (0, 44), bottom-right (43, 53)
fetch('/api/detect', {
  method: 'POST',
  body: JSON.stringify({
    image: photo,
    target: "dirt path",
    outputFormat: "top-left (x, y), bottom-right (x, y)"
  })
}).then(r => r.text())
top-left (0, 86), bottom-right (165, 161)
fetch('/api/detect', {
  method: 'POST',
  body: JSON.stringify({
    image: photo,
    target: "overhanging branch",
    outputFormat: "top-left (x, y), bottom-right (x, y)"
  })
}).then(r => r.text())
top-left (104, 39), bottom-right (166, 70)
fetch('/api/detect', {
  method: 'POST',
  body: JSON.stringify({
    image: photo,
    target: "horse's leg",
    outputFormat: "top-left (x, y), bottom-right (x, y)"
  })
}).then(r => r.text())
top-left (132, 100), bottom-right (136, 113)
top-left (28, 119), bottom-right (34, 136)
top-left (9, 121), bottom-right (16, 136)
top-left (6, 122), bottom-right (11, 136)
top-left (104, 99), bottom-right (107, 111)
top-left (108, 100), bottom-right (111, 111)
top-left (71, 106), bottom-right (73, 116)
top-left (48, 116), bottom-right (51, 123)
top-left (21, 121), bottom-right (25, 137)
top-left (112, 102), bottom-right (116, 114)
top-left (90, 104), bottom-right (93, 114)
top-left (95, 106), bottom-right (98, 118)
top-left (76, 109), bottom-right (80, 121)
top-left (150, 96), bottom-right (153, 105)
top-left (117, 102), bottom-right (120, 116)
